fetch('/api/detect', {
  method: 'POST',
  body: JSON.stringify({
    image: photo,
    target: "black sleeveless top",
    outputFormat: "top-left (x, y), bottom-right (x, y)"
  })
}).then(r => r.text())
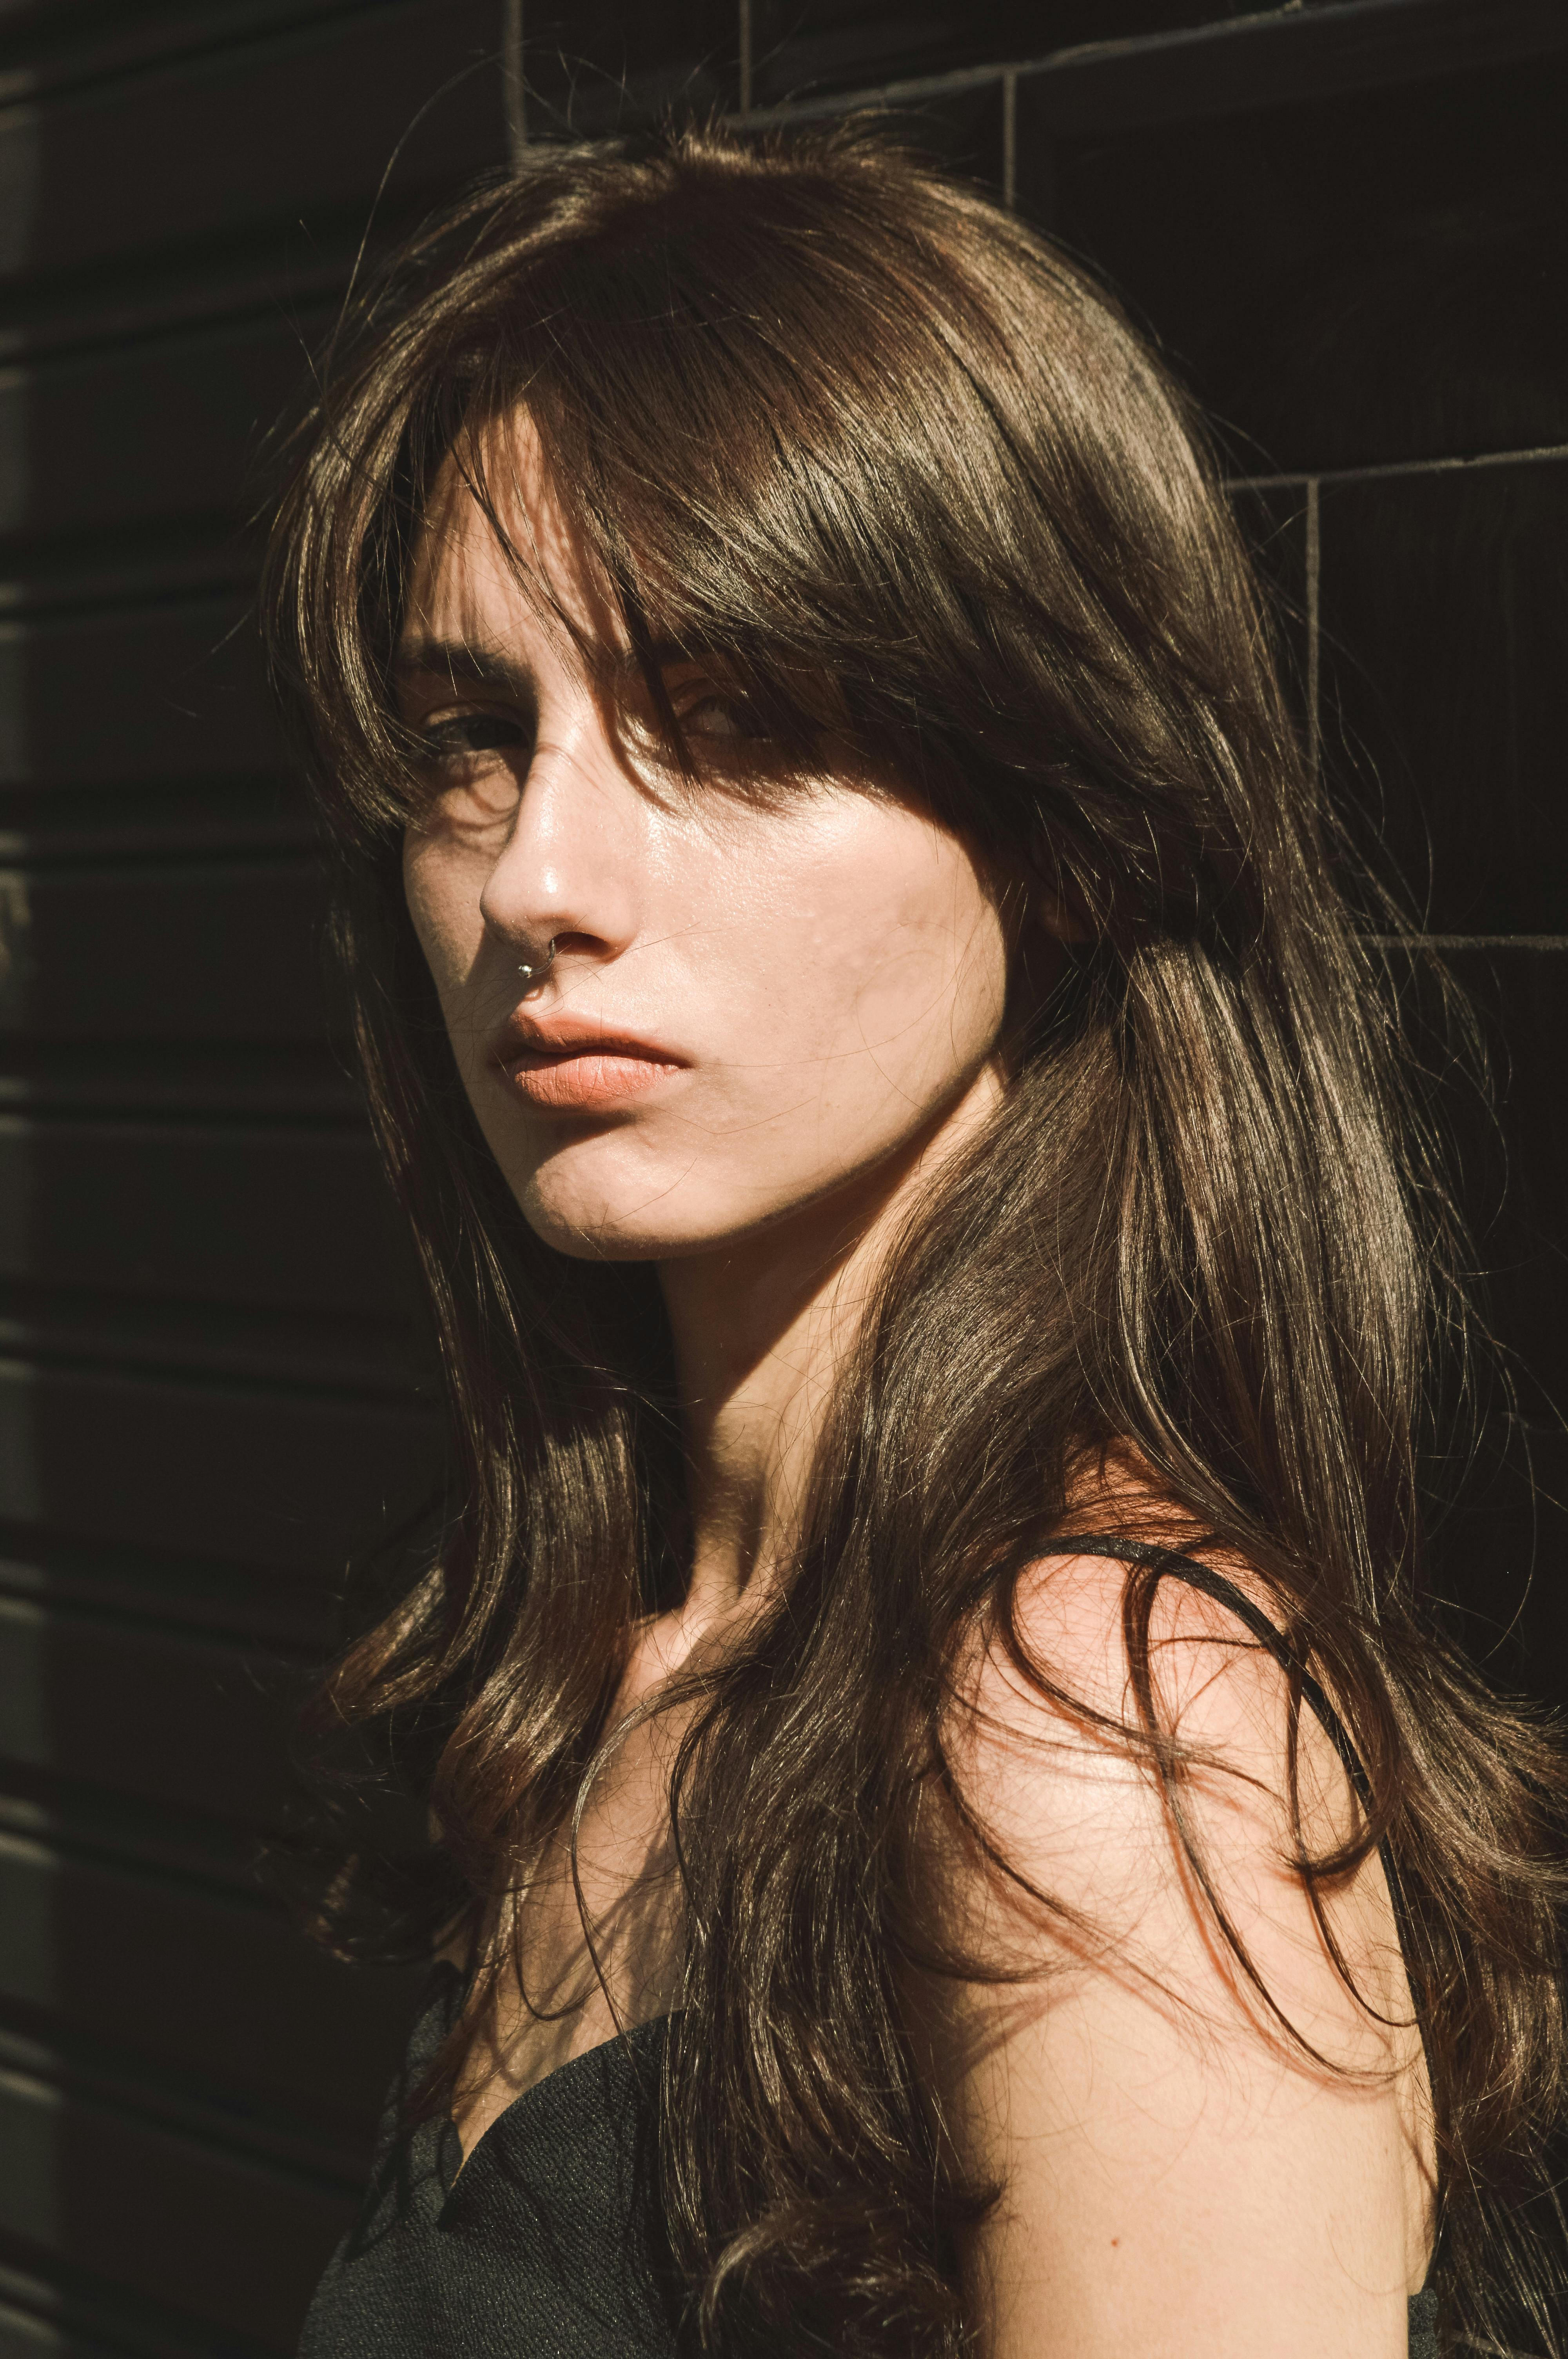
top-left (299, 1546), bottom-right (1440, 2357)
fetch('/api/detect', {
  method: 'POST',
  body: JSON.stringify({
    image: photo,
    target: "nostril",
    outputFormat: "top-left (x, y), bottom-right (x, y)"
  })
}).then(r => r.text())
top-left (516, 936), bottom-right (557, 987)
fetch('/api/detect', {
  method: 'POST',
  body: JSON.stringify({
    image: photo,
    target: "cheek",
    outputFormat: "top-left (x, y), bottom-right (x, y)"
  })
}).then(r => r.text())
top-left (848, 892), bottom-right (1006, 1067)
top-left (768, 823), bottom-right (1010, 1093)
top-left (402, 833), bottom-right (483, 1012)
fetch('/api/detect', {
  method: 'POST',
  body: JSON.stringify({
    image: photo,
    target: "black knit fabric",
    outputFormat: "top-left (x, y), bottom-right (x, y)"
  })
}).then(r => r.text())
top-left (1408, 2286), bottom-right (1440, 2357)
top-left (299, 1965), bottom-right (679, 2357)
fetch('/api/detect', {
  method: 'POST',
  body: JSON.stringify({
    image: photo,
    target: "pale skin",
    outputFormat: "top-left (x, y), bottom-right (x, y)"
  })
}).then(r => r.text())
top-left (397, 422), bottom-right (1434, 2355)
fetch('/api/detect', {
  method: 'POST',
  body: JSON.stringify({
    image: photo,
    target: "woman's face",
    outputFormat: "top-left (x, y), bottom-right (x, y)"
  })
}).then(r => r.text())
top-left (398, 429), bottom-right (1014, 1263)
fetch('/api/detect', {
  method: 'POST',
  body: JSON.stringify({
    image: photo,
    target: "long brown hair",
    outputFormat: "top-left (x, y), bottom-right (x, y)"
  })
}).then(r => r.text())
top-left (263, 122), bottom-right (1568, 2355)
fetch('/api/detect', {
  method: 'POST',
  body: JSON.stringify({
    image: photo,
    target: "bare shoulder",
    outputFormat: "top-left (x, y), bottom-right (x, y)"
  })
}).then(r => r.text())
top-left (921, 1541), bottom-right (1434, 2358)
top-left (944, 1541), bottom-right (1410, 2038)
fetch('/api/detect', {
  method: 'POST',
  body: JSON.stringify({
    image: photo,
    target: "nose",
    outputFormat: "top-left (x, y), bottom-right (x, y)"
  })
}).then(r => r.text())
top-left (478, 697), bottom-right (642, 975)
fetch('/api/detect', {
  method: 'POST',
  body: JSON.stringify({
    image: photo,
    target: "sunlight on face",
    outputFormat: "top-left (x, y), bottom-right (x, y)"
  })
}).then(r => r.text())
top-left (397, 420), bottom-right (1013, 1263)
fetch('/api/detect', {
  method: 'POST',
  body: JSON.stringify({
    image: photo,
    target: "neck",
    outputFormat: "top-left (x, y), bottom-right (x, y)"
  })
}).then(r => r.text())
top-left (653, 1064), bottom-right (1002, 1654)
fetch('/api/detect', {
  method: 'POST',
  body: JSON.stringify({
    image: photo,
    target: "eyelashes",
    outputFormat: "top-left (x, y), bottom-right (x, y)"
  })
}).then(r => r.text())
top-left (420, 711), bottom-right (531, 757)
top-left (678, 691), bottom-right (773, 743)
top-left (413, 691), bottom-right (775, 772)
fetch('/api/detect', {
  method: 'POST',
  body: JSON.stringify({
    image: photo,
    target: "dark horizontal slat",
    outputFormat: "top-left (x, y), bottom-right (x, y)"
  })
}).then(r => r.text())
top-left (0, 542), bottom-right (254, 626)
top-left (742, 0), bottom-right (1236, 114)
top-left (0, 857), bottom-right (327, 1040)
top-left (0, 1045), bottom-right (357, 1123)
top-left (0, 1591), bottom-right (298, 1826)
top-left (0, 2247), bottom-right (275, 2359)
top-left (0, 2290), bottom-right (121, 2358)
top-left (1014, 0), bottom-right (1568, 136)
top-left (0, 1522), bottom-right (343, 1656)
top-left (0, 2274), bottom-right (143, 2359)
top-left (0, 0), bottom-right (506, 295)
top-left (0, 0), bottom-right (376, 106)
top-left (1, 208), bottom-right (389, 373)
top-left (0, 1288), bottom-right (421, 1398)
top-left (0, 1355), bottom-right (438, 1573)
top-left (0, 1118), bottom-right (402, 1315)
top-left (0, 313), bottom-right (316, 548)
top-left (0, 2060), bottom-right (348, 2352)
top-left (0, 601), bottom-right (275, 788)
top-left (0, 2300), bottom-right (59, 2359)
top-left (0, 775), bottom-right (312, 867)
top-left (0, 1771), bottom-right (296, 1902)
top-left (0, 1828), bottom-right (412, 2150)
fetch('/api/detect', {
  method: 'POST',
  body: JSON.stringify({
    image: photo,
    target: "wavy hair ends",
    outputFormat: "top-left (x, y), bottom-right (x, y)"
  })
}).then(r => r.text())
top-left (263, 120), bottom-right (1568, 2355)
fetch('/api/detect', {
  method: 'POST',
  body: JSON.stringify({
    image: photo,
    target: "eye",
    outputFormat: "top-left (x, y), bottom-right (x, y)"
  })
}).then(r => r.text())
top-left (421, 709), bottom-right (528, 758)
top-left (681, 691), bottom-right (771, 742)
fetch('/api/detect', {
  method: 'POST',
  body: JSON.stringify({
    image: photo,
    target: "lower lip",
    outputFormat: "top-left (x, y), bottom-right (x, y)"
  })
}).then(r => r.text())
top-left (503, 1052), bottom-right (683, 1110)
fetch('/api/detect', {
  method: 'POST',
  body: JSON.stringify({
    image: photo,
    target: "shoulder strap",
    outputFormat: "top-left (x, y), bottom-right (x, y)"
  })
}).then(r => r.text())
top-left (1045, 1533), bottom-right (1375, 1813)
top-left (1041, 1533), bottom-right (1433, 2245)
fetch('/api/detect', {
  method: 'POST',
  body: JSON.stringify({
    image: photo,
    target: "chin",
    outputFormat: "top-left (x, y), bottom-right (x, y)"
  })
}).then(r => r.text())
top-left (513, 1152), bottom-right (847, 1265)
top-left (523, 1211), bottom-right (683, 1264)
top-left (512, 1170), bottom-right (724, 1264)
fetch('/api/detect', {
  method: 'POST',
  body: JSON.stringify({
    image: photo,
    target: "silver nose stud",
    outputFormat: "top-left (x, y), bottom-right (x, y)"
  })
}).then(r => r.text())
top-left (517, 938), bottom-right (556, 989)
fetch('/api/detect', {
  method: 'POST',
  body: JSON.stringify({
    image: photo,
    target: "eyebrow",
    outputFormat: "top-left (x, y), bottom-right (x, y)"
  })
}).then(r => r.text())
top-left (392, 632), bottom-right (708, 702)
top-left (392, 636), bottom-right (538, 702)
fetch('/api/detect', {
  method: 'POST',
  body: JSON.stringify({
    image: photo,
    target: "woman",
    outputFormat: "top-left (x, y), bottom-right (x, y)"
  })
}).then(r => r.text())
top-left (264, 124), bottom-right (1567, 2356)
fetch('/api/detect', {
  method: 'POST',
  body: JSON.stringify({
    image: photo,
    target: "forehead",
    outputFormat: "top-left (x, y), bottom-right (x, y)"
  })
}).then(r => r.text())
top-left (401, 412), bottom-right (614, 658)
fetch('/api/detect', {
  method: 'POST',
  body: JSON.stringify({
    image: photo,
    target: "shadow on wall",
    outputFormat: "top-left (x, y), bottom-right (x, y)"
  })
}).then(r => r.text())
top-left (0, 65), bottom-right (454, 2348)
top-left (0, 577), bottom-right (441, 2344)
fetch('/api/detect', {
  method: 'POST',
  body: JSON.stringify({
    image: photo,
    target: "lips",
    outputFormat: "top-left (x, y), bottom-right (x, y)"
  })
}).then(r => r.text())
top-left (494, 1016), bottom-right (686, 1112)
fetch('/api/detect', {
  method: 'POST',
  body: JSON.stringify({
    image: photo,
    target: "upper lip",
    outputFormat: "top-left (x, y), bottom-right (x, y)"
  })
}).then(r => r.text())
top-left (492, 1009), bottom-right (687, 1066)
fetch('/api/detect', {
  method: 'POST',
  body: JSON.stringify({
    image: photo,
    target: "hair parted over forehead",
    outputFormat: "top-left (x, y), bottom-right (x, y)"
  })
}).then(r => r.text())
top-left (265, 123), bottom-right (1568, 2359)
top-left (274, 122), bottom-right (1288, 949)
